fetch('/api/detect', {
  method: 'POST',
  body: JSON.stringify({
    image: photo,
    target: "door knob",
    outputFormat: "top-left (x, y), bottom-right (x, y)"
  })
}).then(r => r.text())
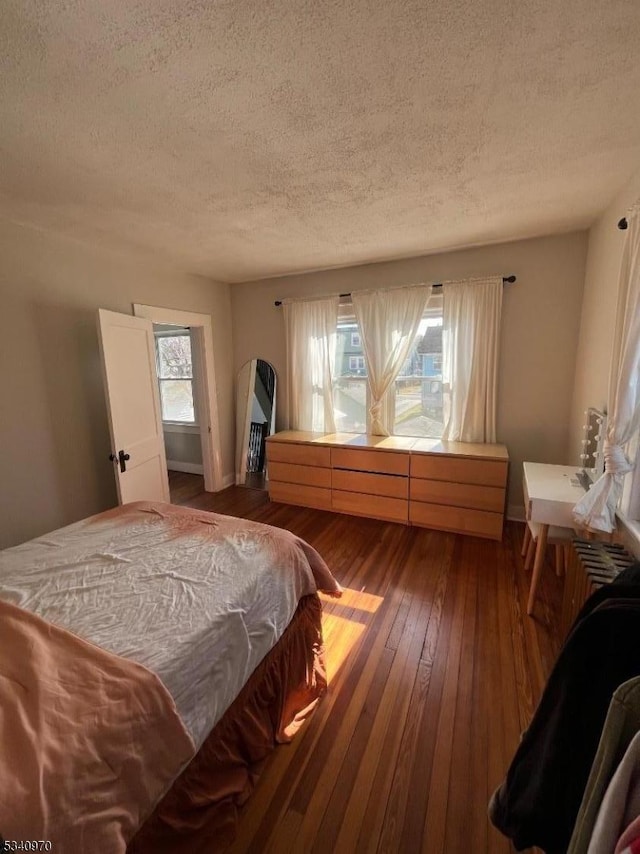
top-left (118, 449), bottom-right (130, 473)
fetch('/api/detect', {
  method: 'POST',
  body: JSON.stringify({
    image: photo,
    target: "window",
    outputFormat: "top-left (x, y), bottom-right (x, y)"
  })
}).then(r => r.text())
top-left (393, 293), bottom-right (444, 438)
top-left (155, 331), bottom-right (197, 423)
top-left (332, 308), bottom-right (367, 433)
top-left (622, 431), bottom-right (640, 521)
top-left (331, 294), bottom-right (445, 438)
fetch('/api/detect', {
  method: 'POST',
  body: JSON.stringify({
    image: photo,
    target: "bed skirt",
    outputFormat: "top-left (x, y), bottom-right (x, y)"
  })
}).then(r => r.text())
top-left (128, 593), bottom-right (326, 853)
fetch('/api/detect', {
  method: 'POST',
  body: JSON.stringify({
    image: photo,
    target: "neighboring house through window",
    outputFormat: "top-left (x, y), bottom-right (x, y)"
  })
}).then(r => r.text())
top-left (332, 294), bottom-right (444, 438)
top-left (393, 302), bottom-right (444, 438)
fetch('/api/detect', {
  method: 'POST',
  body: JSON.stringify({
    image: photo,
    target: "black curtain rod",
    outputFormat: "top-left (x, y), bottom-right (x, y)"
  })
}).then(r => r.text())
top-left (618, 217), bottom-right (628, 230)
top-left (274, 274), bottom-right (516, 307)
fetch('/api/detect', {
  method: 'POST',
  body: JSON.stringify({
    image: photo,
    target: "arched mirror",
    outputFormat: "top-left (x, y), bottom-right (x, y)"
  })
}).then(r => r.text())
top-left (235, 359), bottom-right (276, 488)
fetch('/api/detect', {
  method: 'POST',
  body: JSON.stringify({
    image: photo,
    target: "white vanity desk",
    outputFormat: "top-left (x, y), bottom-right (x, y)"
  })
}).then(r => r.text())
top-left (522, 462), bottom-right (589, 616)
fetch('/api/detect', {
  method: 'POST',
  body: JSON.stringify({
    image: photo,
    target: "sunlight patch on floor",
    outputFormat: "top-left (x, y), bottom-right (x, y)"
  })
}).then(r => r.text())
top-left (320, 587), bottom-right (384, 681)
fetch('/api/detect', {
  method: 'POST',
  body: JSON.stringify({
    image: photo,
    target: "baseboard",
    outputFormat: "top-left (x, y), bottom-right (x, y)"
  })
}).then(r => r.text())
top-left (222, 473), bottom-right (236, 489)
top-left (167, 461), bottom-right (204, 475)
top-left (507, 504), bottom-right (525, 522)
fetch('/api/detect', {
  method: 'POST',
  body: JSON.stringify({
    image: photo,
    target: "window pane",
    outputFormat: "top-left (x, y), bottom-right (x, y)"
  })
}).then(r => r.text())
top-left (160, 380), bottom-right (195, 422)
top-left (333, 310), bottom-right (367, 432)
top-left (393, 309), bottom-right (444, 438)
top-left (622, 431), bottom-right (640, 518)
top-left (331, 295), bottom-right (445, 437)
top-left (157, 335), bottom-right (193, 379)
top-left (333, 377), bottom-right (368, 433)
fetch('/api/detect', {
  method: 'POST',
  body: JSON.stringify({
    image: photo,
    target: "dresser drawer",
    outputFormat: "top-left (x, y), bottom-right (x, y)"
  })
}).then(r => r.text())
top-left (332, 469), bottom-right (408, 499)
top-left (268, 461), bottom-right (331, 489)
top-left (409, 501), bottom-right (503, 539)
top-left (267, 441), bottom-right (330, 468)
top-left (410, 478), bottom-right (505, 512)
top-left (331, 447), bottom-right (409, 476)
top-left (332, 490), bottom-right (408, 523)
top-left (410, 454), bottom-right (507, 487)
top-left (269, 481), bottom-right (332, 510)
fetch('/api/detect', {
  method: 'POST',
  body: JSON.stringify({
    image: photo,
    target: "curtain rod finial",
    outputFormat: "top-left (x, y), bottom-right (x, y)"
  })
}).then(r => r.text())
top-left (618, 217), bottom-right (628, 230)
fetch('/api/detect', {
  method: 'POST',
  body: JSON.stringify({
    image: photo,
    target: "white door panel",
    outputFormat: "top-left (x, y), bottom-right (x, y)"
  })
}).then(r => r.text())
top-left (119, 453), bottom-right (167, 505)
top-left (97, 309), bottom-right (169, 504)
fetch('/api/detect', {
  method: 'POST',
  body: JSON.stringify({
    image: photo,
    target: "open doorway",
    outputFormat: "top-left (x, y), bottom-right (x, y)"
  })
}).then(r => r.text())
top-left (134, 304), bottom-right (223, 504)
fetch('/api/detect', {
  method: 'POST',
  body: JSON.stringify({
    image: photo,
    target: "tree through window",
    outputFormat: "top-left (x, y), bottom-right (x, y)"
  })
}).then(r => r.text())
top-left (155, 331), bottom-right (197, 423)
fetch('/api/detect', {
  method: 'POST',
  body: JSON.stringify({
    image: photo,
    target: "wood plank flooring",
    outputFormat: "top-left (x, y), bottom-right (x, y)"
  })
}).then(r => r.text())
top-left (172, 478), bottom-right (564, 854)
top-left (168, 470), bottom-right (205, 504)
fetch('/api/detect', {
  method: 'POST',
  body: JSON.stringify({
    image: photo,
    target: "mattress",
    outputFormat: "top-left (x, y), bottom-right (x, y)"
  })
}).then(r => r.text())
top-left (0, 501), bottom-right (340, 852)
top-left (0, 500), bottom-right (340, 747)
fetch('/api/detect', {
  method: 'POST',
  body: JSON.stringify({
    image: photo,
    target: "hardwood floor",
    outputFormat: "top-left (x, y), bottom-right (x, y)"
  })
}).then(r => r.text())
top-left (168, 471), bottom-right (266, 505)
top-left (174, 477), bottom-right (564, 854)
top-left (168, 470), bottom-right (205, 504)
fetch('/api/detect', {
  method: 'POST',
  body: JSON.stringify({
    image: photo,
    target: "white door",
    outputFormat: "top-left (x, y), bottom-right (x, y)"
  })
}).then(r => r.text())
top-left (97, 309), bottom-right (170, 504)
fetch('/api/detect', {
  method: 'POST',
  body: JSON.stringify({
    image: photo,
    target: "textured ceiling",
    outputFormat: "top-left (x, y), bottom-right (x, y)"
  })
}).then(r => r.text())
top-left (1, 0), bottom-right (640, 283)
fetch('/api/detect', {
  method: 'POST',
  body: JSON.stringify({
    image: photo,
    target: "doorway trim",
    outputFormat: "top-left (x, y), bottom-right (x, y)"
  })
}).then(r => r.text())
top-left (133, 304), bottom-right (223, 493)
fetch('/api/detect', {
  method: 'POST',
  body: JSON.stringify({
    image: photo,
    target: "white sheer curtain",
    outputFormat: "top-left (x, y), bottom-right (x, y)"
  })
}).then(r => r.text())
top-left (574, 204), bottom-right (640, 533)
top-left (441, 277), bottom-right (503, 443)
top-left (283, 295), bottom-right (339, 433)
top-left (352, 285), bottom-right (429, 435)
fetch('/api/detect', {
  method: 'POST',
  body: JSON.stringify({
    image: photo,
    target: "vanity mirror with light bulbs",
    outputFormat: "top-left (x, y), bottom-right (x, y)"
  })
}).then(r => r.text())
top-left (580, 406), bottom-right (607, 484)
top-left (235, 359), bottom-right (276, 488)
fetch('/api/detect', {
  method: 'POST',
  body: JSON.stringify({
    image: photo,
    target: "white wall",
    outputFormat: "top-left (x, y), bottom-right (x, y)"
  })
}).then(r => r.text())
top-left (0, 220), bottom-right (234, 549)
top-left (163, 429), bottom-right (203, 468)
top-left (569, 166), bottom-right (640, 461)
top-left (231, 232), bottom-right (588, 516)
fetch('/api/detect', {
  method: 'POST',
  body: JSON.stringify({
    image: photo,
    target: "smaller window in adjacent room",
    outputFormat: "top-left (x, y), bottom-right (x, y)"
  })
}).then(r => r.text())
top-left (155, 330), bottom-right (197, 424)
top-left (350, 331), bottom-right (361, 348)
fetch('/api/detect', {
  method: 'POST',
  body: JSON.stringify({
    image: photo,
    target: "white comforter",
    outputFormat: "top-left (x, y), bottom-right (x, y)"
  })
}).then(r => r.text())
top-left (0, 501), bottom-right (339, 747)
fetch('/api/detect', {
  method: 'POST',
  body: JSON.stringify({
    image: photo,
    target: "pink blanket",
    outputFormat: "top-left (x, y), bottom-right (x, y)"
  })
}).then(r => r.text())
top-left (0, 599), bottom-right (195, 853)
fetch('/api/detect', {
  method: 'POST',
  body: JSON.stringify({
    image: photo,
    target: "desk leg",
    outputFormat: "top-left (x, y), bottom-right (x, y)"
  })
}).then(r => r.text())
top-left (527, 523), bottom-right (548, 616)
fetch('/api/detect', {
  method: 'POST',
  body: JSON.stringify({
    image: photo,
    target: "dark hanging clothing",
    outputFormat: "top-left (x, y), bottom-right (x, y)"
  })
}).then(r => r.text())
top-left (612, 563), bottom-right (640, 586)
top-left (489, 598), bottom-right (640, 854)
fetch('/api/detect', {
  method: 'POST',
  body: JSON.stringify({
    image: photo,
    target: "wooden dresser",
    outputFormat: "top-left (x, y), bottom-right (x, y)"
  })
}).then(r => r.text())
top-left (410, 438), bottom-right (509, 539)
top-left (266, 431), bottom-right (509, 539)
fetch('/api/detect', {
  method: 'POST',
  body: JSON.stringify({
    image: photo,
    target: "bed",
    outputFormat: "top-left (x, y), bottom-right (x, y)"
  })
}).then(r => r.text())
top-left (0, 501), bottom-right (341, 853)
